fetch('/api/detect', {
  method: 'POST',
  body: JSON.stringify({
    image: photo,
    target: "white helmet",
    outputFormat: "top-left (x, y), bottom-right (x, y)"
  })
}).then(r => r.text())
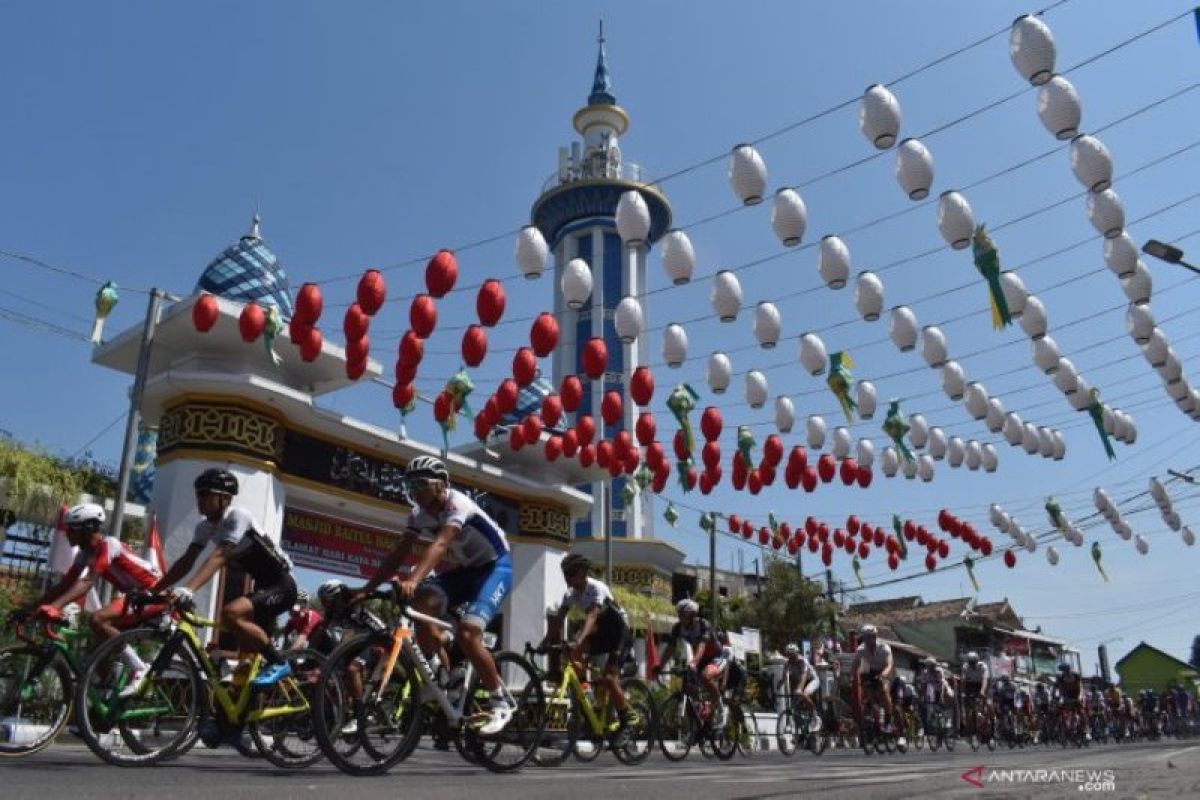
top-left (676, 598), bottom-right (699, 616)
top-left (967, 651), bottom-right (980, 663)
top-left (64, 503), bottom-right (105, 528)
top-left (860, 623), bottom-right (878, 636)
top-left (784, 643), bottom-right (800, 657)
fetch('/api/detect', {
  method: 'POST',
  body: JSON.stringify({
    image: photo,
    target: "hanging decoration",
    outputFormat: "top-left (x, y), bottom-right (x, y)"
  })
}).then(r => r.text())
top-left (193, 293), bottom-right (219, 332)
top-left (771, 188), bottom-right (808, 247)
top-left (963, 555), bottom-right (980, 592)
top-left (462, 324), bottom-right (488, 367)
top-left (745, 370), bottom-right (769, 409)
top-left (515, 225), bottom-right (548, 280)
top-left (90, 280), bottom-right (120, 344)
top-left (855, 271), bottom-right (884, 321)
top-left (262, 303), bottom-right (283, 366)
top-left (860, 83), bottom-right (902, 149)
top-left (937, 191), bottom-right (974, 250)
top-left (1009, 14), bottom-right (1056, 86)
top-left (889, 305), bottom-right (919, 352)
top-left (827, 352), bottom-right (858, 422)
top-left (895, 137), bottom-right (933, 200)
top-left (774, 395), bottom-right (795, 433)
top-left (666, 383), bottom-right (700, 461)
top-left (615, 190), bottom-right (651, 246)
top-left (425, 250), bottom-right (458, 298)
top-left (356, 269), bottom-right (387, 315)
top-left (1037, 76), bottom-right (1081, 140)
top-left (711, 270), bottom-right (743, 322)
top-left (729, 143), bottom-right (767, 205)
top-left (562, 258), bottom-right (593, 310)
top-left (663, 323), bottom-right (688, 368)
top-left (799, 332), bottom-right (827, 375)
top-left (661, 229), bottom-right (695, 285)
top-left (818, 235), bottom-right (851, 290)
top-left (736, 425), bottom-right (757, 471)
top-left (410, 294), bottom-right (437, 339)
top-left (970, 225), bottom-right (1013, 328)
top-left (530, 312), bottom-right (560, 357)
top-left (1090, 541), bottom-right (1109, 582)
top-left (663, 502), bottom-right (679, 527)
top-left (753, 302), bottom-right (782, 348)
top-left (1086, 388), bottom-right (1117, 460)
top-left (706, 351), bottom-right (732, 393)
top-left (582, 337), bottom-right (608, 380)
top-left (630, 366), bottom-right (655, 407)
top-left (921, 325), bottom-right (949, 369)
top-left (882, 400), bottom-right (914, 462)
top-left (476, 279), bottom-right (506, 327)
top-left (435, 369), bottom-right (474, 449)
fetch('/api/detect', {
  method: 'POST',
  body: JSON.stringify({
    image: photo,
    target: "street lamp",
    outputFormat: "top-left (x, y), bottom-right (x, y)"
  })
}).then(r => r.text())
top-left (1142, 239), bottom-right (1200, 275)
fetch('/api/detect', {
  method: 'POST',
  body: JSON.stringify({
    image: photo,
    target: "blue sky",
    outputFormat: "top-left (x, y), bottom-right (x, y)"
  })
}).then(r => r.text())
top-left (2, 2), bottom-right (1199, 665)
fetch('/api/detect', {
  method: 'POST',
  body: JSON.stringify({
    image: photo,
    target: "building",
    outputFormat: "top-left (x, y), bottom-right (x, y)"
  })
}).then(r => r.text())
top-left (1114, 642), bottom-right (1200, 695)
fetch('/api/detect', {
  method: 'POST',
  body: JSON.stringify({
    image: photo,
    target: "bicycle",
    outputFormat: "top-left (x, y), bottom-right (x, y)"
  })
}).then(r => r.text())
top-left (923, 702), bottom-right (956, 752)
top-left (313, 594), bottom-right (546, 775)
top-left (713, 669), bottom-right (759, 760)
top-left (961, 694), bottom-right (994, 751)
top-left (774, 676), bottom-right (826, 757)
top-left (73, 595), bottom-right (326, 768)
top-left (857, 678), bottom-right (903, 754)
top-left (655, 666), bottom-right (724, 761)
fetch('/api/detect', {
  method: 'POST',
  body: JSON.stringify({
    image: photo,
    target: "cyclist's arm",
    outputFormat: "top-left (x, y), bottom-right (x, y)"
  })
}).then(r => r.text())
top-left (573, 604), bottom-right (601, 649)
top-left (880, 649), bottom-right (894, 680)
top-left (403, 524), bottom-right (456, 586)
top-left (47, 573), bottom-right (98, 610)
top-left (361, 536), bottom-right (416, 593)
top-left (181, 542), bottom-right (235, 592)
top-left (30, 564), bottom-right (84, 609)
top-left (151, 543), bottom-right (203, 591)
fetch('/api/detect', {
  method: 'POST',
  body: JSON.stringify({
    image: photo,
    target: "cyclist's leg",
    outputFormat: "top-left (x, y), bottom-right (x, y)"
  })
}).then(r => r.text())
top-left (231, 578), bottom-right (297, 682)
top-left (92, 598), bottom-right (151, 684)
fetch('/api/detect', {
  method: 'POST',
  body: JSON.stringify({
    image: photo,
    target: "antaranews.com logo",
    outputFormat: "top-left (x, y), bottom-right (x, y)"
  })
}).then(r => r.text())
top-left (962, 765), bottom-right (1117, 792)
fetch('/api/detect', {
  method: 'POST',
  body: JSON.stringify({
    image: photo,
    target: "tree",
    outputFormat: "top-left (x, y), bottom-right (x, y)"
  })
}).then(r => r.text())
top-left (1190, 635), bottom-right (1200, 670)
top-left (733, 559), bottom-right (830, 654)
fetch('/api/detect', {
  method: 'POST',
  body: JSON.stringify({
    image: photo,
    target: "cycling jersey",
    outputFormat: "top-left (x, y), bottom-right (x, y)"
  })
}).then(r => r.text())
top-left (1056, 673), bottom-right (1082, 701)
top-left (664, 617), bottom-right (719, 665)
top-left (64, 535), bottom-right (160, 593)
top-left (557, 577), bottom-right (627, 625)
top-left (918, 669), bottom-right (951, 704)
top-left (192, 507), bottom-right (293, 585)
top-left (405, 488), bottom-right (510, 569)
top-left (558, 576), bottom-right (629, 662)
top-left (283, 608), bottom-right (324, 639)
top-left (855, 642), bottom-right (892, 677)
top-left (961, 661), bottom-right (989, 695)
top-left (785, 657), bottom-right (819, 695)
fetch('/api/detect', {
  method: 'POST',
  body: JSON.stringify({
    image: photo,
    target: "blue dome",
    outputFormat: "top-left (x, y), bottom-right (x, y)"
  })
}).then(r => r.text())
top-left (195, 216), bottom-right (293, 316)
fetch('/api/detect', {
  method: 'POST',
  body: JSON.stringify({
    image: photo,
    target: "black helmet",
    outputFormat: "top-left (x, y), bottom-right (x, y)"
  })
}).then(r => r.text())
top-left (405, 455), bottom-right (449, 483)
top-left (560, 553), bottom-right (592, 576)
top-left (194, 468), bottom-right (238, 496)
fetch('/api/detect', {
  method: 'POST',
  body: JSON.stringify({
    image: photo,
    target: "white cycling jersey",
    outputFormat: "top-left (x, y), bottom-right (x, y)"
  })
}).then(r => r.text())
top-left (404, 488), bottom-right (510, 569)
top-left (855, 642), bottom-right (892, 675)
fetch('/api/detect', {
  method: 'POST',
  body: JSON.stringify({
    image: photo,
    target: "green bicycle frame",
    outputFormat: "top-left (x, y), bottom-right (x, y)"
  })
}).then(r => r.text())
top-left (553, 662), bottom-right (619, 738)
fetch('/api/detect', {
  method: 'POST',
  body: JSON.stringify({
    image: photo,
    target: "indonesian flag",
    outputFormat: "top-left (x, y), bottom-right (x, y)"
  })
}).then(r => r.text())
top-left (145, 511), bottom-right (167, 574)
top-left (644, 621), bottom-right (660, 676)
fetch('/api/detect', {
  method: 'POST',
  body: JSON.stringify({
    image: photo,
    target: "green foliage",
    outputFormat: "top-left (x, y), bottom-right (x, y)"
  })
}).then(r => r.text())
top-left (0, 439), bottom-right (86, 524)
top-left (731, 559), bottom-right (830, 653)
top-left (611, 585), bottom-right (676, 626)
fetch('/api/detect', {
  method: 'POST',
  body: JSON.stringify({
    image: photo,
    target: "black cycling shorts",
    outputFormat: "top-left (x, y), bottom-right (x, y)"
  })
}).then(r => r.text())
top-left (586, 614), bottom-right (632, 668)
top-left (249, 574), bottom-right (299, 632)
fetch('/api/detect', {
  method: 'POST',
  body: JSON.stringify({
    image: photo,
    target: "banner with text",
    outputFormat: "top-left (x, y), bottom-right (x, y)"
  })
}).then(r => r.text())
top-left (280, 507), bottom-right (403, 580)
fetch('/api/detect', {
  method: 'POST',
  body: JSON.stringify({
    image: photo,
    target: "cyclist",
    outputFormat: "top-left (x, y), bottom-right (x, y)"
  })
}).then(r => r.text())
top-left (19, 503), bottom-right (162, 693)
top-left (541, 553), bottom-right (635, 741)
top-left (354, 455), bottom-right (514, 735)
top-left (281, 590), bottom-right (323, 651)
top-left (916, 657), bottom-right (954, 735)
top-left (150, 468), bottom-right (298, 687)
top-left (992, 675), bottom-right (1017, 735)
top-left (851, 624), bottom-right (903, 748)
top-left (656, 599), bottom-right (724, 725)
top-left (1053, 662), bottom-right (1089, 740)
top-left (960, 651), bottom-right (989, 737)
top-left (782, 644), bottom-right (821, 732)
top-left (712, 631), bottom-right (749, 725)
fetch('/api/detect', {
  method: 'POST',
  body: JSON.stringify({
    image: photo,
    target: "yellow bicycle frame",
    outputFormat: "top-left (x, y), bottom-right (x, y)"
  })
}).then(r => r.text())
top-left (552, 662), bottom-right (619, 738)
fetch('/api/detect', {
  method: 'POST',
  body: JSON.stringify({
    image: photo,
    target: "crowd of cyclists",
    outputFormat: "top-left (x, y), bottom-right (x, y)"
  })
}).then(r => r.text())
top-left (2, 456), bottom-right (1197, 773)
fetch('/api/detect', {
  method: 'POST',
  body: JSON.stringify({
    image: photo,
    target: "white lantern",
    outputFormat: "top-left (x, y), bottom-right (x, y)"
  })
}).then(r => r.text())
top-left (981, 443), bottom-right (999, 472)
top-left (1037, 75), bottom-right (1081, 140)
top-left (1087, 188), bottom-right (1125, 239)
top-left (965, 440), bottom-right (983, 471)
top-left (941, 360), bottom-right (966, 400)
top-left (917, 454), bottom-right (935, 482)
top-left (745, 370), bottom-right (769, 409)
top-left (1163, 510), bottom-right (1182, 532)
top-left (818, 235), bottom-right (851, 290)
top-left (1159, 353), bottom-right (1184, 386)
top-left (889, 305), bottom-right (919, 352)
top-left (806, 415), bottom-right (827, 449)
top-left (1110, 409), bottom-right (1129, 443)
top-left (855, 271), bottom-right (884, 321)
top-left (1068, 526), bottom-right (1084, 546)
top-left (1000, 271), bottom-right (1028, 319)
top-left (964, 382), bottom-right (989, 420)
top-left (774, 395), bottom-right (795, 433)
top-left (1122, 304), bottom-right (1155, 346)
top-left (1022, 422), bottom-right (1040, 455)
top-left (1046, 546), bottom-right (1059, 566)
top-left (1032, 336), bottom-right (1061, 374)
top-left (947, 436), bottom-right (965, 468)
top-left (662, 323), bottom-right (688, 368)
top-left (921, 325), bottom-right (949, 368)
top-left (1121, 261), bottom-right (1152, 305)
top-left (753, 301), bottom-right (782, 349)
top-left (986, 396), bottom-right (1006, 433)
top-left (857, 380), bottom-right (878, 419)
top-left (613, 296), bottom-right (644, 344)
top-left (989, 504), bottom-right (1008, 531)
top-left (1003, 412), bottom-right (1024, 446)
top-left (1150, 476), bottom-right (1170, 507)
top-left (1103, 234), bottom-right (1138, 278)
top-left (1114, 520), bottom-right (1132, 541)
top-left (937, 190), bottom-right (975, 250)
top-left (711, 270), bottom-right (742, 322)
top-left (1051, 429), bottom-right (1066, 460)
top-left (1182, 526), bottom-right (1196, 547)
top-left (1102, 405), bottom-right (1117, 436)
top-left (909, 413), bottom-right (929, 449)
top-left (1068, 377), bottom-right (1093, 411)
top-left (661, 229), bottom-right (695, 285)
top-left (832, 427), bottom-right (852, 460)
top-left (1019, 295), bottom-right (1048, 340)
top-left (903, 456), bottom-right (918, 480)
top-left (895, 137), bottom-right (934, 200)
top-left (1135, 535), bottom-right (1149, 555)
top-left (515, 225), bottom-right (548, 279)
top-left (799, 332), bottom-right (827, 376)
top-left (1010, 14), bottom-right (1056, 86)
top-left (1069, 134), bottom-right (1113, 193)
top-left (771, 188), bottom-right (808, 247)
top-left (615, 190), bottom-right (651, 246)
top-left (1037, 427), bottom-right (1055, 458)
top-left (928, 427), bottom-right (947, 460)
top-left (1093, 487), bottom-right (1114, 513)
top-left (881, 446), bottom-right (899, 477)
top-left (856, 437), bottom-right (876, 467)
top-left (1143, 329), bottom-right (1170, 368)
top-left (1053, 358), bottom-right (1079, 395)
top-left (729, 143), bottom-right (767, 205)
top-left (1025, 534), bottom-right (1039, 554)
top-left (707, 351), bottom-right (732, 394)
top-left (561, 257), bottom-right (593, 310)
top-left (860, 84), bottom-right (902, 149)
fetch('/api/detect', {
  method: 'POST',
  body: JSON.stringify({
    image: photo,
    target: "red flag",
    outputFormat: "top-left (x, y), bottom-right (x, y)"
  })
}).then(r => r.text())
top-left (145, 511), bottom-right (167, 574)
top-left (644, 622), bottom-right (659, 676)
top-left (47, 504), bottom-right (77, 574)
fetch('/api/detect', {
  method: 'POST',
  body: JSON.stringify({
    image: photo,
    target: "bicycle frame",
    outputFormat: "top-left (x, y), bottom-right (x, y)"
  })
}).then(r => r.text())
top-left (552, 661), bottom-right (616, 738)
top-left (370, 607), bottom-right (478, 729)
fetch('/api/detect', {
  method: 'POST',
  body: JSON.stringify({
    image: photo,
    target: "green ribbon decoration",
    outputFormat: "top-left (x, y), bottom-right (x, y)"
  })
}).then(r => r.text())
top-left (90, 280), bottom-right (119, 344)
top-left (666, 383), bottom-right (700, 459)
top-left (768, 512), bottom-right (780, 535)
top-left (635, 463), bottom-right (653, 491)
top-left (882, 400), bottom-right (914, 463)
top-left (827, 352), bottom-right (858, 423)
top-left (891, 514), bottom-right (909, 560)
top-left (971, 224), bottom-right (1012, 329)
top-left (262, 302), bottom-right (284, 367)
top-left (852, 556), bottom-right (864, 588)
top-left (963, 555), bottom-right (980, 593)
top-left (1091, 541), bottom-right (1109, 582)
top-left (1086, 389), bottom-right (1117, 461)
top-left (699, 511), bottom-right (716, 533)
top-left (1044, 496), bottom-right (1067, 534)
top-left (621, 480), bottom-right (637, 506)
top-left (737, 425), bottom-right (757, 470)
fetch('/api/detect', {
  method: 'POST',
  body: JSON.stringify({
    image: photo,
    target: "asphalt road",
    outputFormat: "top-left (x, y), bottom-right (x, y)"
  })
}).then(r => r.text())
top-left (1, 738), bottom-right (1197, 799)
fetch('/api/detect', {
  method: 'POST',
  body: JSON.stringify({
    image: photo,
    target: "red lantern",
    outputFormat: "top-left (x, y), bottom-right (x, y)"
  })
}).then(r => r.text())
top-left (596, 440), bottom-right (614, 469)
top-left (294, 283), bottom-right (324, 326)
top-left (560, 375), bottom-right (584, 412)
top-left (732, 468), bottom-right (747, 492)
top-left (476, 279), bottom-right (506, 327)
top-left (839, 457), bottom-right (858, 486)
top-left (399, 330), bottom-right (424, 367)
top-left (193, 293), bottom-right (219, 332)
top-left (582, 337), bottom-right (607, 380)
top-left (762, 435), bottom-right (784, 467)
top-left (623, 450), bottom-right (640, 475)
top-left (759, 464), bottom-right (776, 486)
top-left (530, 313), bottom-right (559, 358)
top-left (509, 424), bottom-right (526, 451)
top-left (856, 465), bottom-right (873, 488)
top-left (858, 541), bottom-right (870, 559)
top-left (579, 443), bottom-right (596, 468)
top-left (651, 467), bottom-right (668, 493)
top-left (288, 316), bottom-right (308, 346)
top-left (700, 407), bottom-right (723, 441)
top-left (433, 391), bottom-right (453, 423)
top-left (606, 457), bottom-right (622, 478)
top-left (846, 515), bottom-right (861, 536)
top-left (903, 520), bottom-right (916, 541)
top-left (392, 382), bottom-right (415, 409)
top-left (758, 527), bottom-right (770, 545)
top-left (979, 537), bottom-right (993, 557)
top-left (636, 413), bottom-right (656, 447)
top-left (513, 347), bottom-right (537, 387)
top-left (788, 446), bottom-right (808, 473)
top-left (541, 394), bottom-right (563, 429)
top-left (817, 453), bottom-right (836, 483)
top-left (937, 509), bottom-right (953, 532)
top-left (343, 303), bottom-right (369, 340)
top-left (787, 539), bottom-right (799, 556)
top-left (925, 553), bottom-right (937, 571)
top-left (561, 428), bottom-right (579, 457)
top-left (394, 362), bottom-right (415, 389)
top-left (785, 466), bottom-right (800, 489)
top-left (425, 249), bottom-right (458, 298)
top-left (345, 334), bottom-right (369, 364)
top-left (576, 415), bottom-right (596, 445)
top-left (357, 269), bottom-right (386, 316)
top-left (699, 472), bottom-right (713, 495)
top-left (298, 327), bottom-right (323, 362)
top-left (805, 517), bottom-right (818, 537)
top-left (238, 301), bottom-right (265, 342)
top-left (779, 522), bottom-right (792, 542)
top-left (601, 391), bottom-right (623, 427)
top-left (473, 412), bottom-right (491, 441)
top-left (833, 529), bottom-right (845, 548)
top-left (630, 366), bottom-right (654, 406)
top-left (873, 528), bottom-right (885, 548)
top-left (496, 379), bottom-right (519, 414)
top-left (961, 522), bottom-right (977, 541)
top-left (482, 396), bottom-right (500, 427)
top-left (822, 546), bottom-right (833, 567)
top-left (409, 294), bottom-right (437, 339)
top-left (741, 519), bottom-right (754, 538)
top-left (613, 430), bottom-right (633, 460)
top-left (701, 441), bottom-right (721, 471)
top-left (1003, 550), bottom-right (1016, 568)
top-left (888, 554), bottom-right (899, 571)
top-left (747, 470), bottom-right (762, 495)
top-left (926, 536), bottom-right (939, 554)
top-left (916, 527), bottom-right (929, 547)
top-left (728, 514), bottom-right (741, 534)
top-left (673, 429), bottom-right (691, 461)
top-left (345, 358), bottom-right (367, 380)
top-left (461, 325), bottom-right (488, 367)
top-left (808, 534), bottom-right (820, 553)
top-left (937, 539), bottom-right (950, 559)
top-left (544, 435), bottom-right (562, 462)
top-left (523, 414), bottom-right (543, 444)
top-left (802, 466), bottom-right (818, 492)
top-left (645, 441), bottom-right (665, 471)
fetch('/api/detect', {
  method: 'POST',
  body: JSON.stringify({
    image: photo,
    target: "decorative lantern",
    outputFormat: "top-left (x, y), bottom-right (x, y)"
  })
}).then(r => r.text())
top-left (576, 414), bottom-right (596, 444)
top-left (1125, 305), bottom-right (1155, 345)
top-left (630, 366), bottom-right (654, 406)
top-left (345, 334), bottom-right (369, 364)
top-left (964, 440), bottom-right (982, 471)
top-left (1068, 376), bottom-right (1093, 411)
top-left (346, 357), bottom-right (367, 382)
top-left (711, 270), bottom-right (742, 321)
top-left (1053, 357), bottom-right (1080, 394)
top-left (921, 325), bottom-right (949, 368)
top-left (854, 271), bottom-right (884, 321)
top-left (1104, 234), bottom-right (1138, 278)
top-left (985, 396), bottom-right (1006, 433)
top-left (477, 279), bottom-right (506, 327)
top-left (1010, 14), bottom-right (1056, 85)
top-left (830, 426), bottom-right (851, 460)
top-left (523, 414), bottom-right (544, 445)
top-left (614, 296), bottom-right (644, 344)
top-left (392, 382), bottom-right (415, 411)
top-left (1159, 353), bottom-right (1185, 385)
top-left (600, 390), bottom-right (623, 427)
top-left (818, 235), bottom-right (851, 290)
top-left (917, 454), bottom-right (935, 482)
top-left (927, 427), bottom-right (947, 460)
top-left (560, 375), bottom-right (583, 412)
top-left (1021, 423), bottom-right (1040, 455)
top-left (1019, 295), bottom-right (1047, 340)
top-left (192, 293), bottom-right (219, 332)
top-left (745, 370), bottom-right (769, 409)
top-left (806, 415), bottom-right (827, 449)
top-left (294, 282), bottom-right (324, 327)
top-left (903, 455), bottom-right (918, 480)
top-left (852, 438), bottom-right (874, 468)
top-left (238, 301), bottom-right (265, 342)
top-left (860, 84), bottom-right (902, 149)
top-left (425, 250), bottom-right (458, 298)
top-left (774, 395), bottom-right (795, 433)
top-left (1032, 336), bottom-right (1060, 374)
top-left (1087, 189), bottom-right (1125, 239)
top-left (356, 269), bottom-right (387, 315)
top-left (515, 225), bottom-right (548, 280)
top-left (661, 229), bottom-right (695, 285)
top-left (857, 380), bottom-right (878, 419)
top-left (799, 332), bottom-right (827, 375)
top-left (299, 326), bottom-right (323, 362)
top-left (1037, 75), bottom-right (1081, 140)
top-left (582, 337), bottom-right (608, 380)
top-left (753, 302), bottom-right (782, 349)
top-left (1051, 429), bottom-right (1066, 460)
top-left (615, 190), bottom-right (651, 246)
top-left (409, 294), bottom-right (437, 339)
top-left (937, 190), bottom-right (974, 250)
top-left (729, 143), bottom-right (767, 205)
top-left (542, 394), bottom-right (564, 429)
top-left (1135, 535), bottom-right (1149, 555)
top-left (1143, 329), bottom-right (1170, 368)
top-left (512, 347), bottom-right (537, 387)
top-left (889, 305), bottom-right (918, 351)
top-left (496, 378), bottom-right (519, 415)
top-left (909, 413), bottom-right (929, 449)
top-left (771, 188), bottom-right (808, 247)
top-left (662, 323), bottom-right (689, 369)
top-left (895, 137), bottom-right (934, 200)
top-left (561, 258), bottom-right (593, 310)
top-left (701, 406), bottom-right (723, 441)
top-left (981, 443), bottom-right (999, 472)
top-left (1121, 261), bottom-right (1152, 305)
top-left (1183, 526), bottom-right (1196, 546)
top-left (343, 303), bottom-right (369, 341)
top-left (530, 312), bottom-right (560, 357)
top-left (964, 382), bottom-right (989, 420)
top-left (881, 446), bottom-right (899, 477)
top-left (947, 436), bottom-right (965, 468)
top-left (707, 352), bottom-right (732, 394)
top-left (941, 360), bottom-right (966, 400)
top-left (1069, 134), bottom-right (1113, 193)
top-left (999, 271), bottom-right (1028, 319)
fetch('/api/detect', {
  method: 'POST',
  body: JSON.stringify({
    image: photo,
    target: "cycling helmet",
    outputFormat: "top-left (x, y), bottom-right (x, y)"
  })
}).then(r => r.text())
top-left (676, 598), bottom-right (699, 616)
top-left (293, 589), bottom-right (310, 608)
top-left (194, 468), bottom-right (239, 496)
top-left (405, 455), bottom-right (450, 483)
top-left (966, 651), bottom-right (979, 663)
top-left (784, 643), bottom-right (800, 657)
top-left (318, 579), bottom-right (347, 608)
top-left (64, 502), bottom-right (106, 529)
top-left (560, 553), bottom-right (592, 576)
top-left (923, 656), bottom-right (938, 667)
top-left (860, 623), bottom-right (878, 636)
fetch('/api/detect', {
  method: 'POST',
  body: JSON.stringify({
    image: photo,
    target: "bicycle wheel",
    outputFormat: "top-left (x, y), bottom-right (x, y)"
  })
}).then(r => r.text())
top-left (248, 649), bottom-right (328, 769)
top-left (657, 692), bottom-right (695, 762)
top-left (0, 644), bottom-right (73, 756)
top-left (736, 708), bottom-right (761, 757)
top-left (461, 651), bottom-right (546, 773)
top-left (74, 626), bottom-right (201, 766)
top-left (532, 692), bottom-right (575, 767)
top-left (776, 710), bottom-right (798, 756)
top-left (312, 633), bottom-right (424, 776)
top-left (613, 687), bottom-right (655, 766)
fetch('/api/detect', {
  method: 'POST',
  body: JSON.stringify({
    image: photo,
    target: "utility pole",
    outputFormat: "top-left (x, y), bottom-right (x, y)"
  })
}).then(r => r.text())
top-left (709, 519), bottom-right (718, 628)
top-left (600, 480), bottom-right (611, 586)
top-left (825, 568), bottom-right (838, 645)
